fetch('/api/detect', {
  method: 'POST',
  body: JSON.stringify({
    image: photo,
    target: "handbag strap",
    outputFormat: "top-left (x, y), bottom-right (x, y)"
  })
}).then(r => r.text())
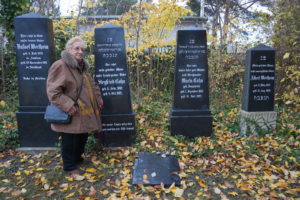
top-left (65, 64), bottom-right (84, 105)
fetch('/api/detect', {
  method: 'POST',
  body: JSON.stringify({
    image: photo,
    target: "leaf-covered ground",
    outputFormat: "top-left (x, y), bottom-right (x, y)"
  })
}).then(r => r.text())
top-left (0, 96), bottom-right (299, 199)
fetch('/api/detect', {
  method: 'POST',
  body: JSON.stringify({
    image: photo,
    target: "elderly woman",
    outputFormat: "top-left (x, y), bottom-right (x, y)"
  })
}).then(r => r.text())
top-left (47, 37), bottom-right (103, 175)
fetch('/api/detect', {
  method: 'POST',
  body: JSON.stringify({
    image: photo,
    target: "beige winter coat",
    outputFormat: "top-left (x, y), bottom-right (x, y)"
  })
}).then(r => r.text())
top-left (46, 50), bottom-right (103, 133)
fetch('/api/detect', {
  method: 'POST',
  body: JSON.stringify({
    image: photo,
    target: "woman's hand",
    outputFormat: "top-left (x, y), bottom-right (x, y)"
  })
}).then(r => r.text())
top-left (67, 106), bottom-right (77, 116)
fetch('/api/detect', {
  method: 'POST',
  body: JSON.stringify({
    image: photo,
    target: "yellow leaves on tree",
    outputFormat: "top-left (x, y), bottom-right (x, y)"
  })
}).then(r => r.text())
top-left (119, 0), bottom-right (191, 50)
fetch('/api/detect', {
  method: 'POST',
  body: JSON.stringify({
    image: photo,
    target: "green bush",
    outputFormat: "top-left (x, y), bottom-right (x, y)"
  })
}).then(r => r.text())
top-left (0, 113), bottom-right (19, 151)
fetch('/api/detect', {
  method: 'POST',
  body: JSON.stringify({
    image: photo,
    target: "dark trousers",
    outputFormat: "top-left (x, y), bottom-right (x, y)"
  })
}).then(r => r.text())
top-left (60, 132), bottom-right (88, 171)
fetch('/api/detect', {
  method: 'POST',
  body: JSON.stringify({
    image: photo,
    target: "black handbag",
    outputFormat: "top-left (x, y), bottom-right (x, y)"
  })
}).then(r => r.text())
top-left (44, 73), bottom-right (83, 124)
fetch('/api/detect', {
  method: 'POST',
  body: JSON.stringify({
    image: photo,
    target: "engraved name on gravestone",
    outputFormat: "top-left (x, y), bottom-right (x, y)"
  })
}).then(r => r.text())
top-left (14, 12), bottom-right (57, 148)
top-left (94, 24), bottom-right (135, 146)
top-left (242, 44), bottom-right (275, 111)
top-left (170, 28), bottom-right (212, 137)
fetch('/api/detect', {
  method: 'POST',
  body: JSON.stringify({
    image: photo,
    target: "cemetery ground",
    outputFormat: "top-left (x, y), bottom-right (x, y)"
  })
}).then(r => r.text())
top-left (0, 93), bottom-right (299, 200)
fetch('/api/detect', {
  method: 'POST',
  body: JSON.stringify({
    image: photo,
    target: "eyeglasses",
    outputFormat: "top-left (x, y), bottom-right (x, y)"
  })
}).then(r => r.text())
top-left (72, 46), bottom-right (84, 52)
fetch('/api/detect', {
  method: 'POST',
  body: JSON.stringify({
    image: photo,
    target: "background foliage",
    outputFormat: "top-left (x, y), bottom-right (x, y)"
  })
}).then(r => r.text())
top-left (0, 1), bottom-right (299, 198)
top-left (0, 0), bottom-right (299, 151)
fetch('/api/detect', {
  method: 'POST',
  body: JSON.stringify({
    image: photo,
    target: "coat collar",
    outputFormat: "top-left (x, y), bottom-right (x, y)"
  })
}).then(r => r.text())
top-left (61, 50), bottom-right (88, 71)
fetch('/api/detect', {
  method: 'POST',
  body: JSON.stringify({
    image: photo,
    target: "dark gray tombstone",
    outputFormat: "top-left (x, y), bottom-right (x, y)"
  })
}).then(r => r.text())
top-left (240, 44), bottom-right (276, 135)
top-left (94, 24), bottom-right (135, 146)
top-left (14, 12), bottom-right (58, 148)
top-left (170, 28), bottom-right (212, 137)
top-left (132, 152), bottom-right (180, 186)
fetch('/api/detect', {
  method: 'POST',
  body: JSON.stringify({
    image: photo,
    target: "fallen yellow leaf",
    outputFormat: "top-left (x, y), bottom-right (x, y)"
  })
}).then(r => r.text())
top-left (0, 100), bottom-right (6, 107)
top-left (88, 186), bottom-right (97, 196)
top-left (86, 168), bottom-right (97, 173)
top-left (172, 187), bottom-right (184, 197)
top-left (11, 190), bottom-right (22, 196)
top-left (15, 171), bottom-right (21, 176)
top-left (23, 170), bottom-right (30, 175)
top-left (65, 192), bottom-right (75, 198)
top-left (197, 178), bottom-right (207, 188)
top-left (100, 189), bottom-right (109, 195)
top-left (214, 187), bottom-right (221, 194)
top-left (228, 191), bottom-right (238, 196)
top-left (151, 172), bottom-right (157, 177)
top-left (283, 52), bottom-right (290, 59)
top-left (66, 177), bottom-right (74, 181)
top-left (74, 175), bottom-right (85, 181)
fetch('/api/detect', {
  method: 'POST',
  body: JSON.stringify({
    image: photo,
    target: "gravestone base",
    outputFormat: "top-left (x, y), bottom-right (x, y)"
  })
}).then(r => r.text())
top-left (239, 110), bottom-right (277, 135)
top-left (132, 152), bottom-right (180, 186)
top-left (171, 110), bottom-right (212, 137)
top-left (17, 106), bottom-right (58, 147)
top-left (101, 113), bottom-right (136, 147)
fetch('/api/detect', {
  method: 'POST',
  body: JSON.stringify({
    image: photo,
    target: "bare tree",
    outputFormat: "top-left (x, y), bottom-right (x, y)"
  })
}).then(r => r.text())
top-left (76, 0), bottom-right (84, 34)
top-left (31, 0), bottom-right (61, 17)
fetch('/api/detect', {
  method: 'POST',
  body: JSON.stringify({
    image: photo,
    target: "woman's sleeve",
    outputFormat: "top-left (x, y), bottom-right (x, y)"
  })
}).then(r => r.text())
top-left (46, 62), bottom-right (75, 112)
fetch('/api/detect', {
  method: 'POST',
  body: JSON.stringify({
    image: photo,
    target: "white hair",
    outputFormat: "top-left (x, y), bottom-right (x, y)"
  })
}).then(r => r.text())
top-left (65, 36), bottom-right (85, 50)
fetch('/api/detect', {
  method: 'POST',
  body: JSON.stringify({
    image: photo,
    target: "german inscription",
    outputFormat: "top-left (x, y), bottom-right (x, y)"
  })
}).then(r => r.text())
top-left (178, 42), bottom-right (206, 100)
top-left (95, 38), bottom-right (126, 97)
top-left (242, 44), bottom-right (276, 112)
top-left (16, 33), bottom-right (49, 82)
top-left (250, 53), bottom-right (275, 102)
top-left (246, 50), bottom-right (275, 111)
top-left (173, 30), bottom-right (209, 110)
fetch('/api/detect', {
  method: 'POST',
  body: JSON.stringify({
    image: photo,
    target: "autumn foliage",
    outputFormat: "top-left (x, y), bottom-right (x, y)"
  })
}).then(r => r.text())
top-left (0, 0), bottom-right (299, 199)
top-left (0, 94), bottom-right (300, 199)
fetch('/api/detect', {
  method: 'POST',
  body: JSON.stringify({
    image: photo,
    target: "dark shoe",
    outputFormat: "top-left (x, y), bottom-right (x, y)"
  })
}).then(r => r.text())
top-left (67, 169), bottom-right (81, 175)
top-left (77, 159), bottom-right (89, 166)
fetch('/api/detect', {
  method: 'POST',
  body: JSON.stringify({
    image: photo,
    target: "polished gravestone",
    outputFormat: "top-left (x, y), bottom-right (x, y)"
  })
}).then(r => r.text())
top-left (94, 24), bottom-right (135, 146)
top-left (14, 12), bottom-right (58, 148)
top-left (240, 44), bottom-right (276, 135)
top-left (132, 152), bottom-right (180, 186)
top-left (170, 28), bottom-right (212, 137)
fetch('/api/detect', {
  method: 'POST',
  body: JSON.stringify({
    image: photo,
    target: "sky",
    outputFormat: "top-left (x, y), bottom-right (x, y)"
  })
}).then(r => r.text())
top-left (59, 0), bottom-right (187, 16)
top-left (59, 0), bottom-right (269, 44)
top-left (60, 0), bottom-right (78, 16)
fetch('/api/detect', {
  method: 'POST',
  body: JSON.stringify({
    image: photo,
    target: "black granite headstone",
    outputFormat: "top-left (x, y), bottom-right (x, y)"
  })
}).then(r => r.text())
top-left (94, 24), bottom-right (135, 146)
top-left (242, 44), bottom-right (275, 112)
top-left (132, 152), bottom-right (180, 186)
top-left (170, 28), bottom-right (212, 137)
top-left (14, 12), bottom-right (57, 147)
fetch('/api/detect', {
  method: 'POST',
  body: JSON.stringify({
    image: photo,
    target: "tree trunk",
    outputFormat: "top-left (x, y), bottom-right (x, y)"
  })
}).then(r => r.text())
top-left (76, 0), bottom-right (84, 35)
top-left (222, 0), bottom-right (230, 49)
top-left (0, 34), bottom-right (4, 95)
top-left (135, 0), bottom-right (142, 103)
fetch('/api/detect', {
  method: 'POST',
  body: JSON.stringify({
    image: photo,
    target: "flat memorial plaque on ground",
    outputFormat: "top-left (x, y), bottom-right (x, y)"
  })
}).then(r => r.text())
top-left (132, 152), bottom-right (180, 186)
